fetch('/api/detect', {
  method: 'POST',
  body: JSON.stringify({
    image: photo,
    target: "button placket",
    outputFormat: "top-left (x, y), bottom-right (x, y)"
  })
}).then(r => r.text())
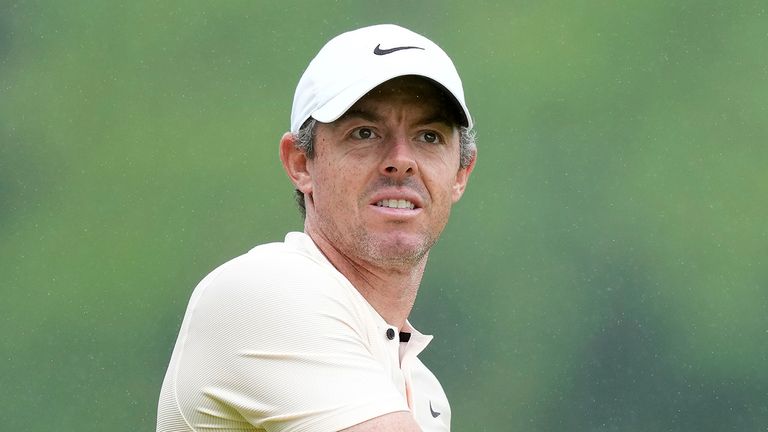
top-left (382, 325), bottom-right (406, 399)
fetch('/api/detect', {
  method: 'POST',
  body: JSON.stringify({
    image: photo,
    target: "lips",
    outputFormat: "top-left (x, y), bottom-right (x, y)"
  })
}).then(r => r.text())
top-left (376, 199), bottom-right (416, 210)
top-left (369, 188), bottom-right (424, 211)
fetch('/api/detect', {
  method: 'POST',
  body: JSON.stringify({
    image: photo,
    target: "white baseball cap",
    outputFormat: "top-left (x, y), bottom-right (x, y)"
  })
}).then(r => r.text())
top-left (290, 24), bottom-right (472, 133)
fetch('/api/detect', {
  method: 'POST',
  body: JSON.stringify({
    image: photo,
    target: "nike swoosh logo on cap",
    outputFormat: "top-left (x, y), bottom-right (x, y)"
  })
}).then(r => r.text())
top-left (429, 400), bottom-right (441, 418)
top-left (373, 44), bottom-right (425, 55)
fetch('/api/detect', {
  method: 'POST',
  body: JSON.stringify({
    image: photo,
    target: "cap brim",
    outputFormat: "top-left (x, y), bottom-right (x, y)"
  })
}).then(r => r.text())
top-left (311, 70), bottom-right (472, 129)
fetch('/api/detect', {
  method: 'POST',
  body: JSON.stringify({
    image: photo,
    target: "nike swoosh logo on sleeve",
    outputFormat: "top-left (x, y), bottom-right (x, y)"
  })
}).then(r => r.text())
top-left (429, 400), bottom-right (441, 418)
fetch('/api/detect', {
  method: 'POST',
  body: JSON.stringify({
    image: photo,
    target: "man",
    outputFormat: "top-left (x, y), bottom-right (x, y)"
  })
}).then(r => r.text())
top-left (157, 24), bottom-right (476, 432)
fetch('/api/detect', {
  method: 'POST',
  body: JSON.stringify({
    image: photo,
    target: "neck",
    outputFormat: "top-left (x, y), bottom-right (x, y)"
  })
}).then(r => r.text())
top-left (306, 229), bottom-right (427, 328)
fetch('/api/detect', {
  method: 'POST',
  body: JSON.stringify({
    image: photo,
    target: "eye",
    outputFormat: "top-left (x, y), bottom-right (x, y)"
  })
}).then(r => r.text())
top-left (418, 131), bottom-right (442, 144)
top-left (351, 127), bottom-right (378, 140)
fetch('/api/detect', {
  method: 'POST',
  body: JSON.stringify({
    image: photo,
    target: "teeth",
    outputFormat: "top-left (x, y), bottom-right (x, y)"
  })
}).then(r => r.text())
top-left (376, 199), bottom-right (415, 209)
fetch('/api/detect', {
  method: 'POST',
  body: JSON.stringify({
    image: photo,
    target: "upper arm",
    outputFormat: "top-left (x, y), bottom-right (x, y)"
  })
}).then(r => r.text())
top-left (175, 253), bottom-right (411, 431)
top-left (340, 411), bottom-right (422, 432)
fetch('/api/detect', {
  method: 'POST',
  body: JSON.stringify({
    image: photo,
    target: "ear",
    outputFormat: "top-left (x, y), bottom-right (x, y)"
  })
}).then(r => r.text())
top-left (451, 149), bottom-right (476, 202)
top-left (279, 132), bottom-right (313, 195)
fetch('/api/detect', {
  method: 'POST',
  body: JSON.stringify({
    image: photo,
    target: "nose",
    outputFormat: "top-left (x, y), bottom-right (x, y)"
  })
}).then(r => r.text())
top-left (380, 137), bottom-right (417, 179)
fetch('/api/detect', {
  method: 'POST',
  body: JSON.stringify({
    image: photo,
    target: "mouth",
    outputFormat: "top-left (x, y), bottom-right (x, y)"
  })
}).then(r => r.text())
top-left (375, 199), bottom-right (416, 210)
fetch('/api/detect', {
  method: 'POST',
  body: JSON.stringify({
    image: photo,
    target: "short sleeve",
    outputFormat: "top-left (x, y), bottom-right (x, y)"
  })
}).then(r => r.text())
top-left (172, 250), bottom-right (410, 432)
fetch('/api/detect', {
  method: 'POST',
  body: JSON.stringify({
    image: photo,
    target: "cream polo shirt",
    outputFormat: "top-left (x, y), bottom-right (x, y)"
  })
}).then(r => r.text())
top-left (157, 232), bottom-right (451, 432)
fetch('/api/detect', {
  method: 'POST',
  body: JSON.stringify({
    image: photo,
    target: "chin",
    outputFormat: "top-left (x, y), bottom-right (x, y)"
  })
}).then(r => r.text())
top-left (367, 232), bottom-right (434, 265)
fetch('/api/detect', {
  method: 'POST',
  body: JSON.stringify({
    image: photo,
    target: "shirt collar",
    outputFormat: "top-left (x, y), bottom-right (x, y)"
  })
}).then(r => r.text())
top-left (286, 231), bottom-right (435, 358)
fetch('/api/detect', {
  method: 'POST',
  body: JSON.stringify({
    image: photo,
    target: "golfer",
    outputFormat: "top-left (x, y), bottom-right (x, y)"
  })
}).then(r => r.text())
top-left (157, 23), bottom-right (476, 432)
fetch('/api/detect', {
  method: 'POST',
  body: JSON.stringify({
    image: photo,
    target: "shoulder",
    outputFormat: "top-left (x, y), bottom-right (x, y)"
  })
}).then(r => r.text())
top-left (195, 237), bottom-right (352, 309)
top-left (178, 236), bottom-right (374, 349)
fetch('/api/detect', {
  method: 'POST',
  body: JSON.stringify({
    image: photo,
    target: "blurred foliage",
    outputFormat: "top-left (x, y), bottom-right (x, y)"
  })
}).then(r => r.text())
top-left (1, 1), bottom-right (766, 431)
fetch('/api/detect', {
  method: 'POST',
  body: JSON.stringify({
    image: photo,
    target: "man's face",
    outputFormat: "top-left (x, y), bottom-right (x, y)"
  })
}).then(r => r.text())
top-left (302, 76), bottom-right (474, 269)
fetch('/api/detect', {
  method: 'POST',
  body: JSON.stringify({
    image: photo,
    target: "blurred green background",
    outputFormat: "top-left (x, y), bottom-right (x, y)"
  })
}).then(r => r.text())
top-left (2, 1), bottom-right (767, 430)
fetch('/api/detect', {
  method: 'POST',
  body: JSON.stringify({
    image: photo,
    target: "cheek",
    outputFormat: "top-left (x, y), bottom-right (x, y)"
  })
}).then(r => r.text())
top-left (315, 161), bottom-right (359, 202)
top-left (439, 181), bottom-right (464, 210)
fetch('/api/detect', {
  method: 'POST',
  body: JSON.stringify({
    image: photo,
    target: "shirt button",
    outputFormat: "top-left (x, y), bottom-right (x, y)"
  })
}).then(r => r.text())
top-left (386, 328), bottom-right (396, 340)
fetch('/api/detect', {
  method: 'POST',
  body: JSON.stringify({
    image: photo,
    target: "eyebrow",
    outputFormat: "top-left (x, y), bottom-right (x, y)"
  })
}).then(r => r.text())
top-left (337, 108), bottom-right (381, 123)
top-left (337, 108), bottom-right (456, 128)
top-left (418, 112), bottom-right (455, 128)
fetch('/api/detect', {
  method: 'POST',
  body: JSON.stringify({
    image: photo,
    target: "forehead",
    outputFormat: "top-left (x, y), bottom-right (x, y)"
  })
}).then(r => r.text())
top-left (345, 76), bottom-right (464, 125)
